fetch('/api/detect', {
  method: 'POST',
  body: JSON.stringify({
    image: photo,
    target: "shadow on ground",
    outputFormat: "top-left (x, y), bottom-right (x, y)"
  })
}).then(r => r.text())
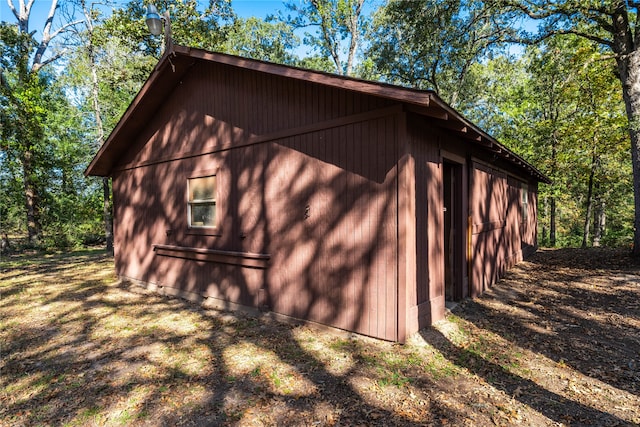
top-left (1, 247), bottom-right (639, 425)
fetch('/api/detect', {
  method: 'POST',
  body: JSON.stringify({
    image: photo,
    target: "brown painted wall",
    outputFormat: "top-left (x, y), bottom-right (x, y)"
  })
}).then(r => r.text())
top-left (400, 116), bottom-right (539, 336)
top-left (469, 162), bottom-right (538, 297)
top-left (111, 61), bottom-right (400, 341)
top-left (109, 59), bottom-right (540, 342)
top-left (404, 116), bottom-right (445, 334)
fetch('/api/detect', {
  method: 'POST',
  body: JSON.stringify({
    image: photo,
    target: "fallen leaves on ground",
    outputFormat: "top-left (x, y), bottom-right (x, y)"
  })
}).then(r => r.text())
top-left (1, 247), bottom-right (639, 426)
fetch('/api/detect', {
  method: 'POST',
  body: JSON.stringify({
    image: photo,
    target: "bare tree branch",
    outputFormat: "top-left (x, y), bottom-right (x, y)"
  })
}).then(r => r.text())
top-left (48, 19), bottom-right (84, 41)
top-left (41, 0), bottom-right (60, 44)
top-left (29, 0), bottom-right (82, 72)
top-left (25, 0), bottom-right (35, 17)
top-left (32, 51), bottom-right (64, 72)
top-left (507, 28), bottom-right (614, 49)
top-left (7, 0), bottom-right (34, 32)
top-left (6, 0), bottom-right (18, 19)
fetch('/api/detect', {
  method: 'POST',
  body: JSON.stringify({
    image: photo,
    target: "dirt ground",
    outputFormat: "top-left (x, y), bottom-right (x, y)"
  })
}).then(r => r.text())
top-left (1, 247), bottom-right (639, 426)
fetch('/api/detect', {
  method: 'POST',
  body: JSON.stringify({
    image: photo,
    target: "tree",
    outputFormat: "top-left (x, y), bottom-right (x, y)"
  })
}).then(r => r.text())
top-left (0, 0), bottom-right (80, 245)
top-left (570, 44), bottom-right (628, 248)
top-left (101, 0), bottom-right (234, 59)
top-left (486, 41), bottom-right (577, 247)
top-left (223, 16), bottom-right (299, 64)
top-left (498, 1), bottom-right (640, 254)
top-left (72, 0), bottom-right (114, 254)
top-left (1, 26), bottom-right (101, 248)
top-left (469, 36), bottom-right (630, 247)
top-left (41, 76), bottom-right (103, 248)
top-left (366, 0), bottom-right (514, 107)
top-left (282, 0), bottom-right (367, 76)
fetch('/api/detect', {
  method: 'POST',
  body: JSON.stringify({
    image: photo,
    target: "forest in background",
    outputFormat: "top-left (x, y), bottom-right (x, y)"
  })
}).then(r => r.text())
top-left (0, 0), bottom-right (635, 252)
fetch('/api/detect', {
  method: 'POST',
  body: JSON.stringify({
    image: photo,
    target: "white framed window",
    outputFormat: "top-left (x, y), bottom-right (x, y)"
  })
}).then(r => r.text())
top-left (188, 175), bottom-right (216, 228)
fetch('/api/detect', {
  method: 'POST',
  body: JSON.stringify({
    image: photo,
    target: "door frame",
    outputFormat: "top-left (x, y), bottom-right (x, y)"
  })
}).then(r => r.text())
top-left (441, 151), bottom-right (468, 301)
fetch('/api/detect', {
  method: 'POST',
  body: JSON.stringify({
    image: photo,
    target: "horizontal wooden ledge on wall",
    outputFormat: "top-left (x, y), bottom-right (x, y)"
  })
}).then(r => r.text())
top-left (472, 220), bottom-right (507, 235)
top-left (152, 244), bottom-right (270, 269)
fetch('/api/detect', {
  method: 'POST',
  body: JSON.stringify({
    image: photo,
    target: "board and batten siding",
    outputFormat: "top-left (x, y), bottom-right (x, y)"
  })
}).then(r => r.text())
top-left (398, 114), bottom-right (539, 333)
top-left (399, 115), bottom-right (448, 335)
top-left (111, 60), bottom-right (401, 341)
top-left (469, 161), bottom-right (538, 297)
top-left (104, 51), bottom-right (544, 342)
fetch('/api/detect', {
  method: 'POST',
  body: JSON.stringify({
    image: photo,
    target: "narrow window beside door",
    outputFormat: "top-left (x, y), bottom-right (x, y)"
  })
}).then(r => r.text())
top-left (521, 183), bottom-right (528, 222)
top-left (188, 175), bottom-right (216, 228)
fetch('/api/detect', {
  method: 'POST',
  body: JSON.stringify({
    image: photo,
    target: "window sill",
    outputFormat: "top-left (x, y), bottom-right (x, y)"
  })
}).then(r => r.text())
top-left (153, 244), bottom-right (270, 268)
top-left (185, 227), bottom-right (222, 236)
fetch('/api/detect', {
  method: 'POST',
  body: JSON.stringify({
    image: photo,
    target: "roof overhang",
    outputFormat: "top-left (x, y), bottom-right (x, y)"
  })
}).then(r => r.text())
top-left (85, 45), bottom-right (550, 184)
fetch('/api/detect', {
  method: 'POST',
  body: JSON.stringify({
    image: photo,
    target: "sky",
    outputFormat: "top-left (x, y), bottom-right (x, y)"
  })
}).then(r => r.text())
top-left (0, 0), bottom-right (290, 37)
top-left (232, 0), bottom-right (285, 18)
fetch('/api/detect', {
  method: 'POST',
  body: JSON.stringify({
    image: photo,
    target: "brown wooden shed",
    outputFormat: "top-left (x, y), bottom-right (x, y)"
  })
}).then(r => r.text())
top-left (86, 45), bottom-right (549, 342)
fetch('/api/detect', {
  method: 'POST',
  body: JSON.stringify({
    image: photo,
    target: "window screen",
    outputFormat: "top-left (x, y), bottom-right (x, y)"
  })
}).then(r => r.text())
top-left (188, 176), bottom-right (216, 227)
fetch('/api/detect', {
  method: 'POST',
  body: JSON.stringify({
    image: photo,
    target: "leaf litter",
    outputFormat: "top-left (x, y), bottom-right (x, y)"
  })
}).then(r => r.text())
top-left (0, 247), bottom-right (639, 426)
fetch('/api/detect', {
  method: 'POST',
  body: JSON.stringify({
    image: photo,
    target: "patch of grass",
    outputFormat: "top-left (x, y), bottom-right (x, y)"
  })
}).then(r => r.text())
top-left (32, 372), bottom-right (58, 390)
top-left (361, 350), bottom-right (418, 389)
top-left (377, 369), bottom-right (412, 388)
top-left (358, 352), bottom-right (379, 366)
top-left (269, 370), bottom-right (282, 388)
top-left (74, 406), bottom-right (103, 424)
top-left (381, 350), bottom-right (408, 369)
top-left (280, 342), bottom-right (307, 361)
top-left (329, 338), bottom-right (352, 352)
top-left (423, 351), bottom-right (460, 379)
top-left (404, 351), bottom-right (424, 367)
top-left (232, 317), bottom-right (260, 331)
top-left (441, 315), bottom-right (528, 376)
top-left (114, 409), bottom-right (134, 425)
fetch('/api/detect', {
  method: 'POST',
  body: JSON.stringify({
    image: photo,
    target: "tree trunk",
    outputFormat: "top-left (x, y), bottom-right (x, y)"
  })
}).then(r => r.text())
top-left (541, 195), bottom-right (548, 245)
top-left (103, 177), bottom-right (113, 254)
top-left (92, 64), bottom-right (113, 255)
top-left (22, 150), bottom-right (41, 245)
top-left (593, 197), bottom-right (605, 247)
top-left (549, 131), bottom-right (558, 247)
top-left (7, 0), bottom-right (66, 247)
top-left (582, 148), bottom-right (598, 248)
top-left (582, 159), bottom-right (595, 248)
top-left (550, 196), bottom-right (556, 247)
top-left (616, 50), bottom-right (640, 256)
top-left (83, 0), bottom-right (114, 255)
top-left (344, 0), bottom-right (364, 76)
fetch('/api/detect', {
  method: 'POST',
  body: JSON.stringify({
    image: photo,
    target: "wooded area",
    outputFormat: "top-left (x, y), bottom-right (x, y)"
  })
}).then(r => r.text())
top-left (0, 0), bottom-right (635, 253)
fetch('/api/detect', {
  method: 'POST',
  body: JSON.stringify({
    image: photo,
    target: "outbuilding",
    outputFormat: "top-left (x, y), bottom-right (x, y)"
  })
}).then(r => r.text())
top-left (86, 46), bottom-right (549, 342)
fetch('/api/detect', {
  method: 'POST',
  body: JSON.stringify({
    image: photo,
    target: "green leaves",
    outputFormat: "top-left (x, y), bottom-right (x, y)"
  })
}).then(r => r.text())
top-left (98, 0), bottom-right (234, 58)
top-left (475, 36), bottom-right (631, 246)
top-left (223, 17), bottom-right (299, 64)
top-left (366, 0), bottom-right (515, 106)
